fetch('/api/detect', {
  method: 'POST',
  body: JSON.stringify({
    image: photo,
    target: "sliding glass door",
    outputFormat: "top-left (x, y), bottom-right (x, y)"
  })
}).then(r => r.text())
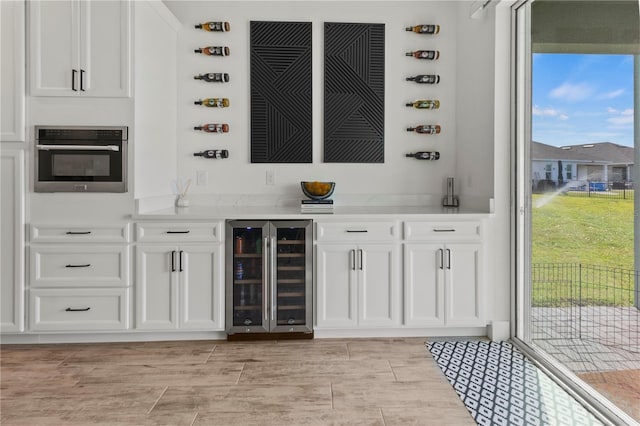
top-left (513, 1), bottom-right (639, 423)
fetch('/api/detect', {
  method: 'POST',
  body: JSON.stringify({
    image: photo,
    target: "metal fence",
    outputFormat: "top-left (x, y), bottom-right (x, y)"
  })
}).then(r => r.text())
top-left (531, 263), bottom-right (639, 353)
top-left (532, 180), bottom-right (634, 200)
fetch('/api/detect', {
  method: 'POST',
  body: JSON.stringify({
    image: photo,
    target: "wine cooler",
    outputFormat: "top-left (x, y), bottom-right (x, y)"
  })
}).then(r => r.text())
top-left (225, 220), bottom-right (312, 336)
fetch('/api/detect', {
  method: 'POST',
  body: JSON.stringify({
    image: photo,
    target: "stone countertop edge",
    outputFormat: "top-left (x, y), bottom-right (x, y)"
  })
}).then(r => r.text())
top-left (132, 205), bottom-right (492, 220)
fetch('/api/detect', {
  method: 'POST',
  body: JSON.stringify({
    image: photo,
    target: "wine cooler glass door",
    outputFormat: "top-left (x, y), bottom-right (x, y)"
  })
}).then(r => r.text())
top-left (270, 221), bottom-right (312, 332)
top-left (227, 221), bottom-right (269, 333)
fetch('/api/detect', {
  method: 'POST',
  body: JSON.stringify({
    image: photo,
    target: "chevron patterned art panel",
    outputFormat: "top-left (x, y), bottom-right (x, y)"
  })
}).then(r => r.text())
top-left (324, 22), bottom-right (385, 163)
top-left (250, 21), bottom-right (312, 163)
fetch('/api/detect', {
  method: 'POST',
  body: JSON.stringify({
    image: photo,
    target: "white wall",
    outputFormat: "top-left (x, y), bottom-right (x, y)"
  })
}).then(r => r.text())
top-left (164, 0), bottom-right (496, 207)
top-left (134, 1), bottom-right (181, 199)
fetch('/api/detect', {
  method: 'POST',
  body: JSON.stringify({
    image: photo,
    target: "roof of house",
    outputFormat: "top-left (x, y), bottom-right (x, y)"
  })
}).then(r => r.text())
top-left (532, 141), bottom-right (634, 164)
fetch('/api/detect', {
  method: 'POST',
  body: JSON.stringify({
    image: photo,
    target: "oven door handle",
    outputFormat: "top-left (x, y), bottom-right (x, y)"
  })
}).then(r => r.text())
top-left (36, 144), bottom-right (120, 152)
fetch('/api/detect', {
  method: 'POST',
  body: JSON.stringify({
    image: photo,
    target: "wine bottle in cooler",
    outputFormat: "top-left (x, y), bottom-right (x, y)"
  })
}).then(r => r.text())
top-left (406, 50), bottom-right (439, 60)
top-left (195, 21), bottom-right (230, 32)
top-left (194, 124), bottom-right (229, 133)
top-left (407, 125), bottom-right (441, 134)
top-left (194, 73), bottom-right (229, 83)
top-left (405, 24), bottom-right (440, 34)
top-left (405, 99), bottom-right (440, 109)
top-left (194, 46), bottom-right (230, 56)
top-left (406, 151), bottom-right (440, 160)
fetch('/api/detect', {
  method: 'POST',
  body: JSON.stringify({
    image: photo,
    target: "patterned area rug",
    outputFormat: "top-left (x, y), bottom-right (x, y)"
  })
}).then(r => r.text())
top-left (426, 341), bottom-right (603, 426)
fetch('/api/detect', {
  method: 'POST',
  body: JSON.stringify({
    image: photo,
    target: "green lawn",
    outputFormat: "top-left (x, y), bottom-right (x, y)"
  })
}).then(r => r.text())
top-left (531, 193), bottom-right (635, 306)
top-left (532, 193), bottom-right (634, 269)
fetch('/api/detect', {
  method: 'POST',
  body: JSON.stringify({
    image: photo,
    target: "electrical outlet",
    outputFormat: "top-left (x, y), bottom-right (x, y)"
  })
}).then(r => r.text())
top-left (196, 170), bottom-right (208, 185)
top-left (266, 170), bottom-right (275, 185)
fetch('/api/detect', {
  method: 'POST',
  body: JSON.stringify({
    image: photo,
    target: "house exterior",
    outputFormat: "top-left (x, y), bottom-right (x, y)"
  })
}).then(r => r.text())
top-left (532, 141), bottom-right (634, 191)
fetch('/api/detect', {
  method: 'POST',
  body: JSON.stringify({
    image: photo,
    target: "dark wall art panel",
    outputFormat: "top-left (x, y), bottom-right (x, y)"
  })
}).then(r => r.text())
top-left (250, 21), bottom-right (312, 163)
top-left (324, 22), bottom-right (385, 163)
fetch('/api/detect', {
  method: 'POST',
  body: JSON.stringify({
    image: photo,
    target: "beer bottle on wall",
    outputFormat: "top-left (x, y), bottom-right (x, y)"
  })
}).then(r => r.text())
top-left (195, 21), bottom-right (230, 32)
top-left (194, 124), bottom-right (229, 133)
top-left (194, 46), bottom-right (230, 56)
top-left (406, 75), bottom-right (440, 84)
top-left (405, 99), bottom-right (440, 109)
top-left (194, 73), bottom-right (229, 83)
top-left (405, 24), bottom-right (440, 34)
top-left (407, 125), bottom-right (441, 134)
top-left (406, 50), bottom-right (439, 60)
top-left (406, 151), bottom-right (440, 160)
top-left (194, 98), bottom-right (230, 108)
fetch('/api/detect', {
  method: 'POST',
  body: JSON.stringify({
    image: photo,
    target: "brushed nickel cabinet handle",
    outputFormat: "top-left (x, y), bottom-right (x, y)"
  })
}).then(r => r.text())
top-left (65, 264), bottom-right (90, 268)
top-left (65, 307), bottom-right (90, 312)
top-left (166, 230), bottom-right (190, 234)
top-left (66, 231), bottom-right (91, 235)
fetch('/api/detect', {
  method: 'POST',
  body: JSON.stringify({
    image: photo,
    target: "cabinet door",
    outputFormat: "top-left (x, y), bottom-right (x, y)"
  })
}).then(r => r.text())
top-left (179, 245), bottom-right (223, 330)
top-left (0, 150), bottom-right (25, 332)
top-left (136, 245), bottom-right (177, 329)
top-left (359, 244), bottom-right (400, 327)
top-left (80, 0), bottom-right (130, 97)
top-left (29, 0), bottom-right (79, 96)
top-left (445, 243), bottom-right (483, 327)
top-left (403, 243), bottom-right (445, 327)
top-left (315, 244), bottom-right (357, 328)
top-left (1, 0), bottom-right (25, 142)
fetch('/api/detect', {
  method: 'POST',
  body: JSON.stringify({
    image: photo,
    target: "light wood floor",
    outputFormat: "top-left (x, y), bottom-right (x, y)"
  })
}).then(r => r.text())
top-left (0, 337), bottom-right (475, 425)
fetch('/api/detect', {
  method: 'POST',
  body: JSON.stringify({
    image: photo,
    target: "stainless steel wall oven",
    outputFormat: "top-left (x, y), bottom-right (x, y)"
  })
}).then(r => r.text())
top-left (34, 126), bottom-right (128, 192)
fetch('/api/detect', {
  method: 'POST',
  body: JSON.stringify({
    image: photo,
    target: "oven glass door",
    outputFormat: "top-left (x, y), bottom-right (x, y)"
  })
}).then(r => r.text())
top-left (35, 141), bottom-right (126, 192)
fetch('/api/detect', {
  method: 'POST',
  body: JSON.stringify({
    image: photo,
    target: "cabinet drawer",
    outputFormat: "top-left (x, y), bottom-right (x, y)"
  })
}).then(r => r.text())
top-left (136, 222), bottom-right (222, 243)
top-left (316, 221), bottom-right (398, 242)
top-left (404, 221), bottom-right (482, 241)
top-left (30, 224), bottom-right (130, 243)
top-left (29, 288), bottom-right (130, 331)
top-left (30, 246), bottom-right (130, 288)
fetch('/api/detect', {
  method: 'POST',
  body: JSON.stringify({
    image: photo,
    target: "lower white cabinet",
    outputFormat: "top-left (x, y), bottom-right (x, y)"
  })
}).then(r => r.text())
top-left (316, 243), bottom-right (400, 328)
top-left (29, 287), bottom-right (129, 331)
top-left (1, 149), bottom-right (25, 332)
top-left (136, 244), bottom-right (223, 330)
top-left (403, 221), bottom-right (484, 328)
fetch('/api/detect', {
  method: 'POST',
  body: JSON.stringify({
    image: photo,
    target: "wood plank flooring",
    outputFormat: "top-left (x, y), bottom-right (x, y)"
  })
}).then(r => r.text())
top-left (0, 338), bottom-right (475, 426)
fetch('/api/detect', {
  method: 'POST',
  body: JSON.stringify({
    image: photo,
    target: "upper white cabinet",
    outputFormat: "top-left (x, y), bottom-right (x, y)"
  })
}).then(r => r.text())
top-left (28, 0), bottom-right (131, 97)
top-left (1, 1), bottom-right (26, 142)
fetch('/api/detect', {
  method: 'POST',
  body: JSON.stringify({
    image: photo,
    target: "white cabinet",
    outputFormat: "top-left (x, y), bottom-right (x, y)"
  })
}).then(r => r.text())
top-left (1, 1), bottom-right (25, 142)
top-left (1, 150), bottom-right (25, 332)
top-left (135, 223), bottom-right (224, 331)
top-left (403, 221), bottom-right (484, 327)
top-left (27, 223), bottom-right (131, 331)
top-left (315, 221), bottom-right (401, 329)
top-left (28, 0), bottom-right (131, 97)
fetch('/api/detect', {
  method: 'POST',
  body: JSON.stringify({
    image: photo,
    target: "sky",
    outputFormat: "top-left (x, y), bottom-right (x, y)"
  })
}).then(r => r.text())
top-left (532, 54), bottom-right (635, 147)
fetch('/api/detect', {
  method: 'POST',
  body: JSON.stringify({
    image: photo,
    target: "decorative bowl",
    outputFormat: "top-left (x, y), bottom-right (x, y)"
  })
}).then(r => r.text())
top-left (301, 181), bottom-right (335, 200)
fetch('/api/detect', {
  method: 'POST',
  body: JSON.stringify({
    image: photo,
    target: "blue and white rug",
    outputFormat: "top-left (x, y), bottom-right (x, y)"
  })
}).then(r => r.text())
top-left (426, 341), bottom-right (603, 426)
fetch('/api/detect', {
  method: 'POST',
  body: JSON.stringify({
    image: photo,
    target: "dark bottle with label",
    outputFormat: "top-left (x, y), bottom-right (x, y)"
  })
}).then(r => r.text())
top-left (407, 125), bottom-right (441, 134)
top-left (406, 151), bottom-right (440, 160)
top-left (405, 24), bottom-right (440, 34)
top-left (406, 50), bottom-right (439, 60)
top-left (194, 73), bottom-right (229, 83)
top-left (406, 99), bottom-right (440, 109)
top-left (193, 149), bottom-right (229, 159)
top-left (195, 21), bottom-right (230, 32)
top-left (194, 98), bottom-right (229, 108)
top-left (406, 75), bottom-right (440, 84)
top-left (194, 46), bottom-right (230, 56)
top-left (194, 123), bottom-right (229, 133)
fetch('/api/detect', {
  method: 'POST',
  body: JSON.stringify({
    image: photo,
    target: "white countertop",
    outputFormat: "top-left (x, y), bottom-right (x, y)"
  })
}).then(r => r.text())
top-left (133, 204), bottom-right (491, 221)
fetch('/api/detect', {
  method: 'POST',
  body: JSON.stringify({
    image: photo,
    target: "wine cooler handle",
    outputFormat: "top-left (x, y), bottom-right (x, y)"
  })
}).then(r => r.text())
top-left (263, 237), bottom-right (268, 321)
top-left (350, 249), bottom-right (356, 271)
top-left (72, 69), bottom-right (77, 91)
top-left (179, 250), bottom-right (184, 272)
top-left (438, 249), bottom-right (444, 270)
top-left (80, 69), bottom-right (86, 91)
top-left (271, 236), bottom-right (277, 322)
top-left (446, 248), bottom-right (451, 270)
top-left (171, 250), bottom-right (176, 272)
top-left (358, 249), bottom-right (363, 270)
